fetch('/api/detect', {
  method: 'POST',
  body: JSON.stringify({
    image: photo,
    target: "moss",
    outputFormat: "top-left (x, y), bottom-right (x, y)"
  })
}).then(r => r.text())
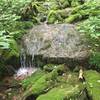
top-left (90, 10), bottom-right (100, 16)
top-left (37, 84), bottom-right (85, 100)
top-left (50, 2), bottom-right (59, 10)
top-left (65, 14), bottom-right (81, 23)
top-left (43, 64), bottom-right (57, 72)
top-left (64, 1), bottom-right (100, 23)
top-left (58, 0), bottom-right (69, 8)
top-left (84, 70), bottom-right (100, 100)
top-left (55, 64), bottom-right (66, 73)
top-left (28, 75), bottom-right (50, 94)
top-left (43, 64), bottom-right (66, 74)
top-left (71, 0), bottom-right (80, 7)
top-left (20, 74), bottom-right (49, 100)
top-left (47, 15), bottom-right (56, 24)
top-left (21, 65), bottom-right (86, 100)
top-left (21, 67), bottom-right (60, 99)
top-left (21, 70), bottom-right (46, 89)
top-left (57, 8), bottom-right (72, 18)
top-left (18, 0), bottom-right (100, 24)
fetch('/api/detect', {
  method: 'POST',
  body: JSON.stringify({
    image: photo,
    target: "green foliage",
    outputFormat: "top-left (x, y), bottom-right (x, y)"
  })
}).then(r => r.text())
top-left (0, 0), bottom-right (31, 14)
top-left (65, 0), bottom-right (100, 23)
top-left (78, 16), bottom-right (100, 48)
top-left (43, 64), bottom-right (57, 72)
top-left (21, 65), bottom-right (86, 100)
top-left (84, 70), bottom-right (100, 100)
top-left (0, 0), bottom-right (33, 59)
top-left (37, 84), bottom-right (85, 100)
top-left (21, 65), bottom-right (65, 91)
top-left (21, 70), bottom-right (46, 89)
top-left (21, 0), bottom-right (84, 24)
top-left (25, 0), bottom-right (99, 24)
top-left (89, 52), bottom-right (100, 68)
top-left (78, 15), bottom-right (100, 68)
top-left (0, 30), bottom-right (20, 58)
top-left (21, 70), bottom-right (56, 99)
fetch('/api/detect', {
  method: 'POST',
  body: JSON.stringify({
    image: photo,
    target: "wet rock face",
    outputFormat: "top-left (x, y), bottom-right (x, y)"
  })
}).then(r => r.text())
top-left (23, 24), bottom-right (89, 65)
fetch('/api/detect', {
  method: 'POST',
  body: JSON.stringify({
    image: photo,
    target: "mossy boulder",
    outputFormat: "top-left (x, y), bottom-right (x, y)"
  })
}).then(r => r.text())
top-left (84, 70), bottom-right (100, 100)
top-left (65, 14), bottom-right (81, 23)
top-left (20, 74), bottom-right (50, 100)
top-left (37, 84), bottom-right (86, 100)
top-left (20, 65), bottom-right (64, 100)
top-left (65, 1), bottom-right (100, 23)
top-left (43, 64), bottom-right (66, 73)
top-left (19, 64), bottom-right (87, 100)
top-left (21, 70), bottom-right (46, 89)
top-left (47, 8), bottom-right (72, 24)
top-left (43, 64), bottom-right (57, 72)
top-left (21, 65), bottom-right (66, 97)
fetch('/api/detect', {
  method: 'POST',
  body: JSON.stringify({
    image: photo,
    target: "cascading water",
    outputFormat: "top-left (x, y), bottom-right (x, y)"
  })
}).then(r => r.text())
top-left (20, 48), bottom-right (26, 68)
top-left (14, 49), bottom-right (37, 80)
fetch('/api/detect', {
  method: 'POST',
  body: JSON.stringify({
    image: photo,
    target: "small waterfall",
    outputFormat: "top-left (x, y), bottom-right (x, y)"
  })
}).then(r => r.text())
top-left (20, 48), bottom-right (26, 68)
top-left (14, 48), bottom-right (37, 80)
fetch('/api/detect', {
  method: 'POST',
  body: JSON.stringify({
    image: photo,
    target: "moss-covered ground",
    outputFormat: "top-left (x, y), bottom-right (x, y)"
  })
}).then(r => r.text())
top-left (84, 70), bottom-right (100, 100)
top-left (1, 65), bottom-right (100, 100)
top-left (18, 65), bottom-right (100, 100)
top-left (19, 64), bottom-right (86, 100)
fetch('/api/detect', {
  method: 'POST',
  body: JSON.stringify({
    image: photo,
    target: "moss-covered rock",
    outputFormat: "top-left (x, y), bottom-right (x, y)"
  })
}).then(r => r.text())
top-left (21, 70), bottom-right (46, 89)
top-left (47, 10), bottom-right (57, 24)
top-left (43, 64), bottom-right (57, 72)
top-left (43, 64), bottom-right (66, 73)
top-left (45, 64), bottom-right (66, 82)
top-left (19, 64), bottom-right (87, 100)
top-left (21, 0), bottom-right (86, 24)
top-left (65, 13), bottom-right (81, 23)
top-left (21, 65), bottom-right (65, 88)
top-left (20, 65), bottom-right (65, 100)
top-left (37, 84), bottom-right (86, 100)
top-left (65, 1), bottom-right (100, 23)
top-left (84, 70), bottom-right (100, 100)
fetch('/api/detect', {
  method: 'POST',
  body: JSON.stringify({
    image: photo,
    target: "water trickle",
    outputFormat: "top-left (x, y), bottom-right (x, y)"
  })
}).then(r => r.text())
top-left (20, 48), bottom-right (26, 68)
top-left (14, 49), bottom-right (37, 80)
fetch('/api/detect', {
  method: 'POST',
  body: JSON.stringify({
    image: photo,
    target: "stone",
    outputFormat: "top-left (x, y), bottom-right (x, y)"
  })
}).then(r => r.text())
top-left (22, 24), bottom-right (89, 65)
top-left (37, 84), bottom-right (86, 100)
top-left (20, 64), bottom-right (88, 100)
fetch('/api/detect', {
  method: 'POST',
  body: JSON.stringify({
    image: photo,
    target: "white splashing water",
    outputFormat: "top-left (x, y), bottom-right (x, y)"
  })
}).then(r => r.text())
top-left (14, 67), bottom-right (37, 80)
top-left (14, 49), bottom-right (37, 80)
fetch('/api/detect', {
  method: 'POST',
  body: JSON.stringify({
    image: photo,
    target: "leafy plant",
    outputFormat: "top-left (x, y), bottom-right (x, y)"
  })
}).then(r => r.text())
top-left (78, 15), bottom-right (100, 68)
top-left (78, 15), bottom-right (100, 50)
top-left (65, 0), bottom-right (100, 23)
top-left (89, 52), bottom-right (100, 68)
top-left (0, 0), bottom-right (33, 59)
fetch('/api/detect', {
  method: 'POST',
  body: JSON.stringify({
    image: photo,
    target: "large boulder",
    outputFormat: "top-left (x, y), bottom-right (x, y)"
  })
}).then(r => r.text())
top-left (22, 24), bottom-right (89, 65)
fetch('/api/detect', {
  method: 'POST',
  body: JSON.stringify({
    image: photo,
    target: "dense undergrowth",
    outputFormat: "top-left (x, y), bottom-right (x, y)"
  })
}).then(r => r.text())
top-left (0, 0), bottom-right (33, 77)
top-left (0, 0), bottom-right (100, 99)
top-left (78, 15), bottom-right (100, 69)
top-left (26, 0), bottom-right (100, 70)
top-left (0, 0), bottom-right (33, 58)
top-left (0, 0), bottom-right (100, 76)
